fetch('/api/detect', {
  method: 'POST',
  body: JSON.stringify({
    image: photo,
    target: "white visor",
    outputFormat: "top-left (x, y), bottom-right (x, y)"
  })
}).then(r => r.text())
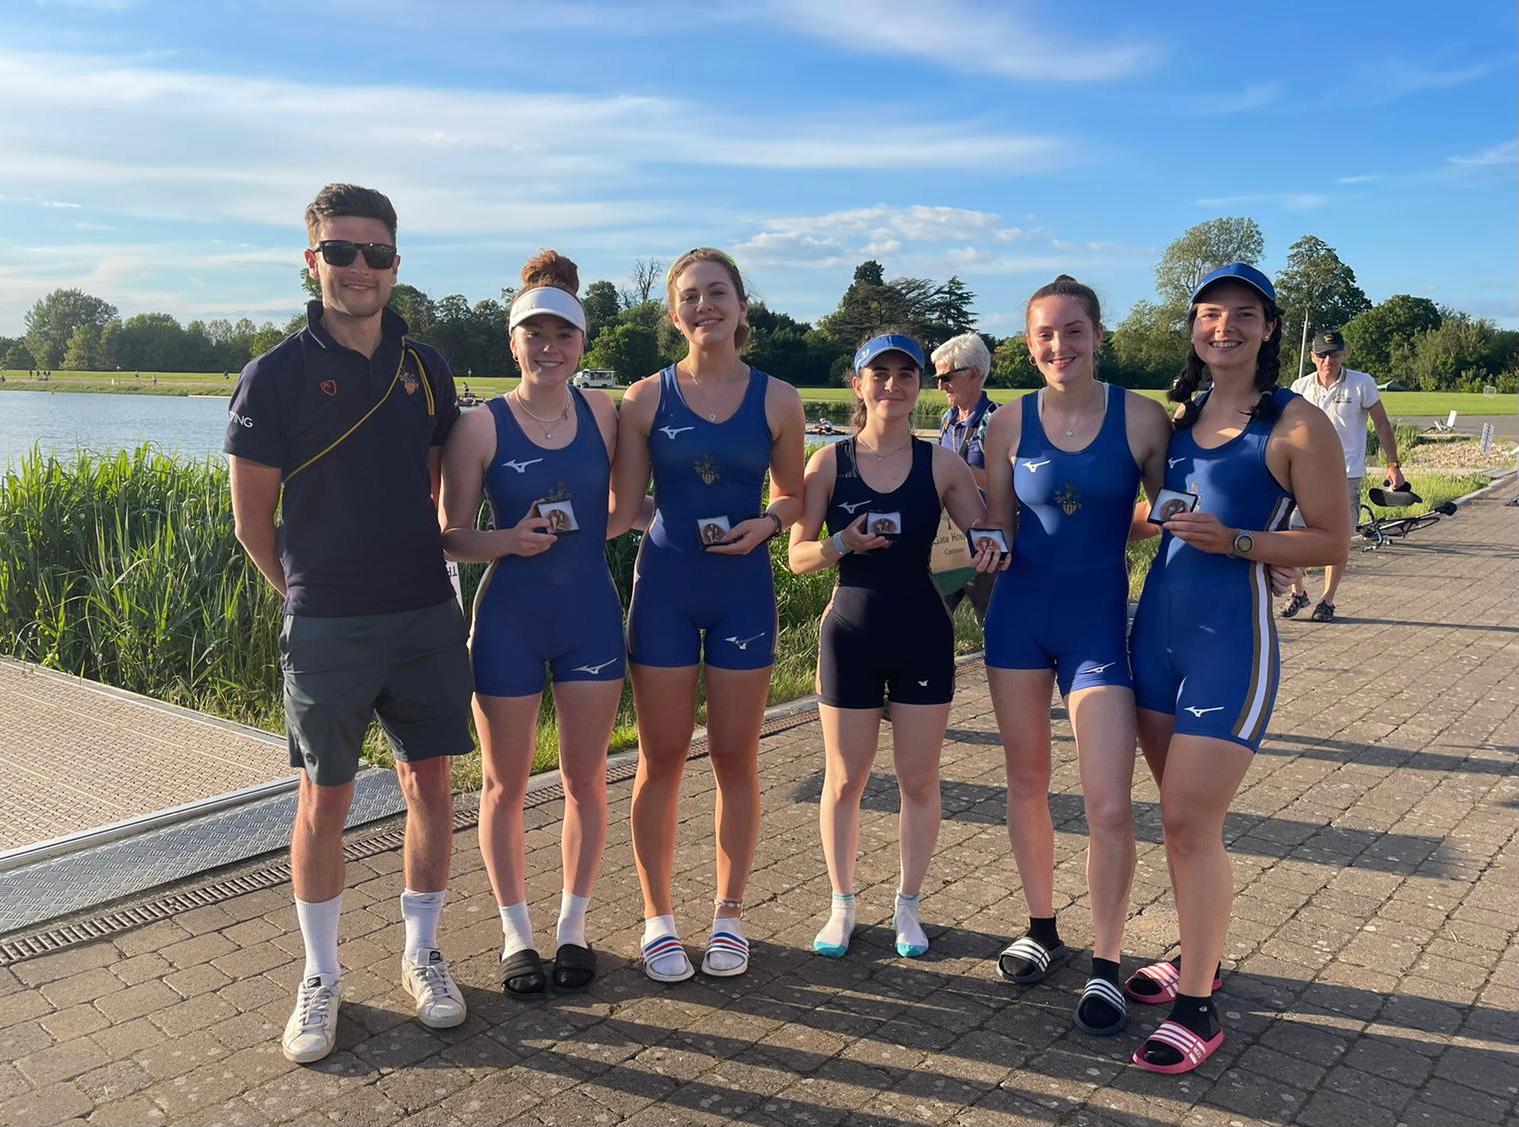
top-left (509, 286), bottom-right (587, 333)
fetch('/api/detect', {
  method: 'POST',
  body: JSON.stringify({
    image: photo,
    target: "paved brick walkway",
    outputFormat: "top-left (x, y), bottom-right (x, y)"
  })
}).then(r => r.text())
top-left (2, 489), bottom-right (1515, 1126)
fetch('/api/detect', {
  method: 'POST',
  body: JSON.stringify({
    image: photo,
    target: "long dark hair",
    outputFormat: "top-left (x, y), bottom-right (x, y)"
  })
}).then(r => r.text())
top-left (1170, 288), bottom-right (1282, 429)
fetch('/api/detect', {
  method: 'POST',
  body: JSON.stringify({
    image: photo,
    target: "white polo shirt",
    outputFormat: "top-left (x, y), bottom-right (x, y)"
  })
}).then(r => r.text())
top-left (1291, 367), bottom-right (1381, 478)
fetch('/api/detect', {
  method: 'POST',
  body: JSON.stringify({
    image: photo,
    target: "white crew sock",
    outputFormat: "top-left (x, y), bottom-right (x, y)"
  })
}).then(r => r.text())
top-left (894, 890), bottom-right (929, 956)
top-left (556, 891), bottom-right (590, 950)
top-left (499, 901), bottom-right (535, 960)
top-left (295, 893), bottom-right (343, 980)
top-left (705, 914), bottom-right (747, 973)
top-left (642, 914), bottom-right (689, 977)
top-left (814, 892), bottom-right (857, 953)
top-left (400, 889), bottom-right (445, 964)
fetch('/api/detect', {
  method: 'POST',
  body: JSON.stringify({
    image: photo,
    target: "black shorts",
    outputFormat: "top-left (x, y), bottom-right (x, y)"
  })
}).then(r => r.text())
top-left (281, 598), bottom-right (474, 786)
top-left (818, 587), bottom-right (954, 710)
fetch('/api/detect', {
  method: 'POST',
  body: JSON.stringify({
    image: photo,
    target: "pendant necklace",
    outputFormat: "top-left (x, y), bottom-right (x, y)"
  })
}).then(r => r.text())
top-left (686, 369), bottom-right (722, 423)
top-left (512, 390), bottom-right (570, 439)
top-left (857, 437), bottom-right (912, 460)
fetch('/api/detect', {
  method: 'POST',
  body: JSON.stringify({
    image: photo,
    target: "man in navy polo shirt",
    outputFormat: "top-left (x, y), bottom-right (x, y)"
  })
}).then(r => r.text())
top-left (225, 184), bottom-right (472, 1064)
top-left (933, 331), bottom-right (1000, 623)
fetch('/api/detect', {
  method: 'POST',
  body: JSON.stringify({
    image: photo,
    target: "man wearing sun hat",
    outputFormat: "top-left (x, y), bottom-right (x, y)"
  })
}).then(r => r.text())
top-left (1280, 329), bottom-right (1407, 622)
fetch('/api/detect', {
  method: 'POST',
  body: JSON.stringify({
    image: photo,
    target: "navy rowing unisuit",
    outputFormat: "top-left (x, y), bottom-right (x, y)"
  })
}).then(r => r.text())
top-left (1130, 387), bottom-right (1299, 750)
top-left (625, 365), bottom-right (779, 670)
top-left (470, 389), bottom-right (625, 696)
top-left (818, 437), bottom-right (953, 709)
top-left (985, 384), bottom-right (1140, 696)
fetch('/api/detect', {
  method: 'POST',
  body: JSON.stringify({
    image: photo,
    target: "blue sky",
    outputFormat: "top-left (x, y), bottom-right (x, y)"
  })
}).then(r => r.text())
top-left (1, 0), bottom-right (1514, 341)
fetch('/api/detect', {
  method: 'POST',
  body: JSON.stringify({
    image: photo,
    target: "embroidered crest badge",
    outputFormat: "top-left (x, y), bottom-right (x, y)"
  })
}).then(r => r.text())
top-left (401, 371), bottom-right (420, 396)
top-left (694, 453), bottom-right (721, 486)
top-left (1056, 482), bottom-right (1082, 516)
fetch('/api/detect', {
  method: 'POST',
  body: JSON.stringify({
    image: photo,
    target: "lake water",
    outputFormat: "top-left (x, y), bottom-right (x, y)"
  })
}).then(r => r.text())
top-left (0, 391), bottom-right (235, 470)
top-left (0, 390), bottom-right (857, 472)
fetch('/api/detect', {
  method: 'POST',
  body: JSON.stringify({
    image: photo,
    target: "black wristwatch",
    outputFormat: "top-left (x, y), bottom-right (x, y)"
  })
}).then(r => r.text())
top-left (1230, 530), bottom-right (1254, 558)
top-left (756, 512), bottom-right (783, 542)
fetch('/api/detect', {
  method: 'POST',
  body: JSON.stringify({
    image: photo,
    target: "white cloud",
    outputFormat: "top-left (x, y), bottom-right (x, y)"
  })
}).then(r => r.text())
top-left (1191, 82), bottom-right (1283, 116)
top-left (1193, 192), bottom-right (1332, 212)
top-left (766, 0), bottom-right (1162, 82)
top-left (1336, 174), bottom-right (1380, 185)
top-left (1446, 139), bottom-right (1517, 169)
top-left (0, 46), bottom-right (1061, 241)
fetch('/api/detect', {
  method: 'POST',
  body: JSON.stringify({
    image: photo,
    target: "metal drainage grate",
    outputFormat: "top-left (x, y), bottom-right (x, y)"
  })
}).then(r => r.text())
top-left (0, 699), bottom-right (823, 966)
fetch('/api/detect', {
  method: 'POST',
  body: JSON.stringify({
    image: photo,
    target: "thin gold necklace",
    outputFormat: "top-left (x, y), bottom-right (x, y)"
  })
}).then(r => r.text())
top-left (855, 435), bottom-right (912, 460)
top-left (511, 389), bottom-right (570, 438)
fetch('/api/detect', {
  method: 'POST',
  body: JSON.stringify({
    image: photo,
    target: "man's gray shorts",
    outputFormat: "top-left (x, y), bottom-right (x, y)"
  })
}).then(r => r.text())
top-left (1291, 475), bottom-right (1362, 534)
top-left (281, 598), bottom-right (474, 787)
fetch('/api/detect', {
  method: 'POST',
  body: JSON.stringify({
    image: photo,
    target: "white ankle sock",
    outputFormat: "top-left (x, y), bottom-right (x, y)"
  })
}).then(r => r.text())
top-left (705, 915), bottom-right (747, 972)
top-left (400, 889), bottom-right (444, 964)
top-left (499, 901), bottom-right (535, 959)
top-left (814, 892), bottom-right (857, 953)
top-left (295, 893), bottom-right (343, 980)
top-left (642, 914), bottom-right (689, 977)
top-left (556, 891), bottom-right (590, 949)
top-left (894, 890), bottom-right (928, 955)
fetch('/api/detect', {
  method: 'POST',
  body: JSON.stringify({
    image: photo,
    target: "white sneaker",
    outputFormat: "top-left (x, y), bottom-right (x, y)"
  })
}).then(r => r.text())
top-left (402, 949), bottom-right (467, 1029)
top-left (281, 974), bottom-right (342, 1064)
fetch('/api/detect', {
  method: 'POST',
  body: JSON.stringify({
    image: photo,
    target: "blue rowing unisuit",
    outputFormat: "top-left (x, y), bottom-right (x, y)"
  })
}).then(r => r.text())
top-left (985, 384), bottom-right (1140, 696)
top-left (626, 365), bottom-right (778, 669)
top-left (469, 389), bottom-right (625, 696)
top-left (1131, 386), bottom-right (1300, 750)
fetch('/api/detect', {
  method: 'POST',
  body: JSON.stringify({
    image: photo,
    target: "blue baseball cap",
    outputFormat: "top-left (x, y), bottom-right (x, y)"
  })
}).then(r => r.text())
top-left (853, 333), bottom-right (925, 372)
top-left (1190, 262), bottom-right (1276, 305)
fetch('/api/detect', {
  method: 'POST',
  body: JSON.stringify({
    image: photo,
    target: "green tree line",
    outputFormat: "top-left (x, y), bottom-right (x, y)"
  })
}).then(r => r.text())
top-left (7, 220), bottom-right (1515, 392)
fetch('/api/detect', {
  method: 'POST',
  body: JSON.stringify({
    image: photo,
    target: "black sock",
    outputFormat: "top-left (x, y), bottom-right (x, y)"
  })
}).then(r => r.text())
top-left (1028, 916), bottom-right (1061, 950)
top-left (1140, 992), bottom-right (1221, 1067)
top-left (1076, 957), bottom-right (1124, 1030)
top-left (1127, 956), bottom-right (1222, 998)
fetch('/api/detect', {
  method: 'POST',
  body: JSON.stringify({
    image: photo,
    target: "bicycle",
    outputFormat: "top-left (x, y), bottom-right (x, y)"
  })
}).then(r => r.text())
top-left (1355, 484), bottom-right (1457, 551)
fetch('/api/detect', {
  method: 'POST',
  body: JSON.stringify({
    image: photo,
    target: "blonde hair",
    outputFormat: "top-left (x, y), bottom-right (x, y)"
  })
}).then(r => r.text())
top-left (665, 247), bottom-right (750, 351)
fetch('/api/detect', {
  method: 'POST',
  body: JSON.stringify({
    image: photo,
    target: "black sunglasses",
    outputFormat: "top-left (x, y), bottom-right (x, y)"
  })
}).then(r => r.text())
top-left (313, 239), bottom-right (397, 269)
top-left (935, 366), bottom-right (970, 383)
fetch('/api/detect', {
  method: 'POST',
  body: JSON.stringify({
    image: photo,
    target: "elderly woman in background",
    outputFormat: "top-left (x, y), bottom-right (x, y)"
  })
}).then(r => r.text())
top-left (933, 332), bottom-right (1000, 624)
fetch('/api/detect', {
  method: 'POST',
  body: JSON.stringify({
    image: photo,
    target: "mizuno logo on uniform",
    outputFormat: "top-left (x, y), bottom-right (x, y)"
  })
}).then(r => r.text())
top-left (573, 660), bottom-right (618, 675)
top-left (1020, 459), bottom-right (1051, 473)
top-left (1168, 457), bottom-right (1185, 469)
top-left (725, 633), bottom-right (767, 650)
top-left (501, 458), bottom-right (543, 473)
top-left (659, 425), bottom-right (694, 440)
top-left (839, 500), bottom-right (870, 514)
top-left (1184, 705), bottom-right (1225, 717)
top-left (1087, 661), bottom-right (1116, 674)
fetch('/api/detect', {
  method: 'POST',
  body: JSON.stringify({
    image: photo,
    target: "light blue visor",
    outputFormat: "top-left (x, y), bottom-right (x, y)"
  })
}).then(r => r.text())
top-left (853, 333), bottom-right (925, 372)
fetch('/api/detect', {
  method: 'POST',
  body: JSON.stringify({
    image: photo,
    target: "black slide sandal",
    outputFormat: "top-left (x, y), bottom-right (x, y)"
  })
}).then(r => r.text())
top-left (552, 943), bottom-right (596, 992)
top-left (500, 948), bottom-right (546, 997)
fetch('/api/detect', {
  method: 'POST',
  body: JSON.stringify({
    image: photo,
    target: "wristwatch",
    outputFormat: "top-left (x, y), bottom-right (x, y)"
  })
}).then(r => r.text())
top-left (1230, 530), bottom-right (1254, 558)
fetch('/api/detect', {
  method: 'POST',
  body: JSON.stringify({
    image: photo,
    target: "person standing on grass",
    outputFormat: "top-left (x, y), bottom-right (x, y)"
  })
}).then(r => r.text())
top-left (225, 184), bottom-right (471, 1065)
top-left (610, 248), bottom-right (806, 983)
top-left (933, 332), bottom-right (1000, 623)
top-left (789, 330), bottom-right (1004, 961)
top-left (1124, 264), bottom-right (1348, 1074)
top-left (1280, 330), bottom-right (1407, 623)
top-left (978, 275), bottom-right (1172, 1036)
top-left (439, 250), bottom-right (622, 998)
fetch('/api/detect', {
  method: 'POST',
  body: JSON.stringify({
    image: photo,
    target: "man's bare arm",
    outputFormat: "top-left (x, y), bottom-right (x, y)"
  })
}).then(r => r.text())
top-left (229, 456), bottom-right (287, 597)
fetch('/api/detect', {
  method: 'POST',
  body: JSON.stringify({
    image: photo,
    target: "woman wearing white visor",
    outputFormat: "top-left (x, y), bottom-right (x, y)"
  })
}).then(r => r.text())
top-left (440, 251), bottom-right (623, 997)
